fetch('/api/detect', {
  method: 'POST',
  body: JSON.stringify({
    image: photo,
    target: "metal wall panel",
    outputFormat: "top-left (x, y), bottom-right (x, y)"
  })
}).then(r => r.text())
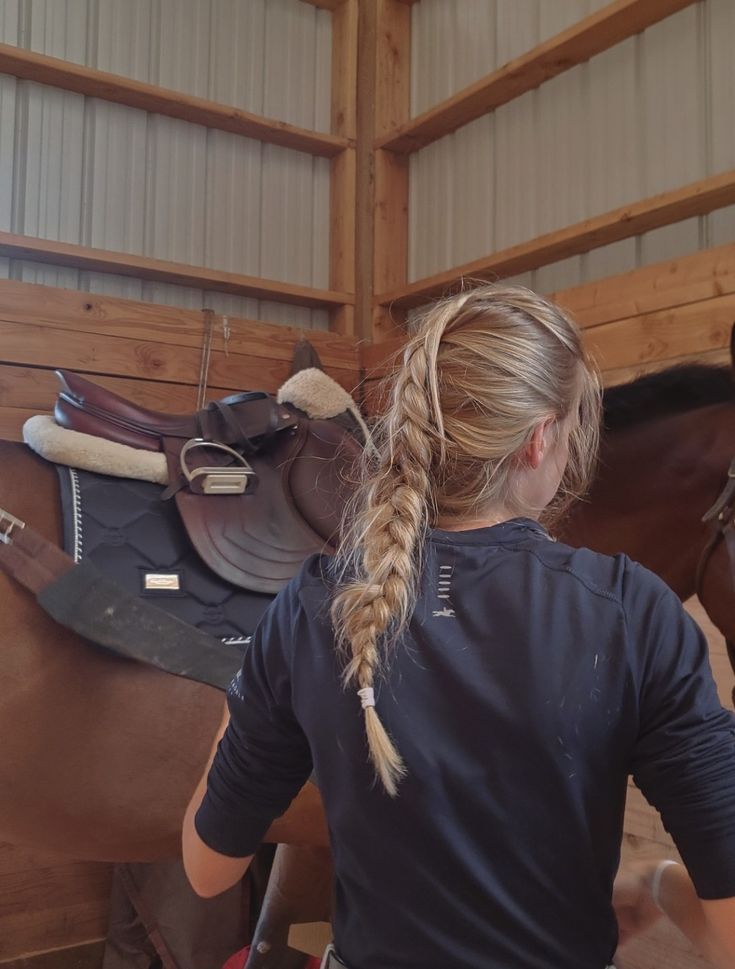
top-left (706, 0), bottom-right (735, 248)
top-left (409, 0), bottom-right (734, 294)
top-left (0, 0), bottom-right (333, 328)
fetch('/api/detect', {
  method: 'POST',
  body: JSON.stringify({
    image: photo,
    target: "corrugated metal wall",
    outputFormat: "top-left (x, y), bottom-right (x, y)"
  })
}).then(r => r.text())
top-left (0, 0), bottom-right (332, 328)
top-left (408, 0), bottom-right (735, 292)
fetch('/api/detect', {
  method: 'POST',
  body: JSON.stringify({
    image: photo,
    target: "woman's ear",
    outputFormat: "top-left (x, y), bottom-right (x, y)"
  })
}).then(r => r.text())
top-left (524, 418), bottom-right (556, 470)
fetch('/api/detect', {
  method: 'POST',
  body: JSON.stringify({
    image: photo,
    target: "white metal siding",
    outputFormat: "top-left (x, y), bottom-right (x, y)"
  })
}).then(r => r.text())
top-left (0, 0), bottom-right (332, 328)
top-left (409, 0), bottom-right (735, 293)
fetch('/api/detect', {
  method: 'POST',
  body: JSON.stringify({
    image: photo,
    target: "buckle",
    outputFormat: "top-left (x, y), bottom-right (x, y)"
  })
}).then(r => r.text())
top-left (180, 439), bottom-right (256, 495)
top-left (0, 508), bottom-right (26, 545)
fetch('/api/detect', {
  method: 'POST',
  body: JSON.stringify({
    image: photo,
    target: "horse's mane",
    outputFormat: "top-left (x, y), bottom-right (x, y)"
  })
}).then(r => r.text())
top-left (603, 363), bottom-right (734, 431)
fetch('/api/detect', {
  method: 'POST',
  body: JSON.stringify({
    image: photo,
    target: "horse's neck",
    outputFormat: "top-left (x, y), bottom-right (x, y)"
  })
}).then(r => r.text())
top-left (562, 403), bottom-right (732, 600)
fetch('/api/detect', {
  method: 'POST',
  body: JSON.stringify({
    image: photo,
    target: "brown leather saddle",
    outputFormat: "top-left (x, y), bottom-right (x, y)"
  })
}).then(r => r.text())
top-left (54, 370), bottom-right (364, 594)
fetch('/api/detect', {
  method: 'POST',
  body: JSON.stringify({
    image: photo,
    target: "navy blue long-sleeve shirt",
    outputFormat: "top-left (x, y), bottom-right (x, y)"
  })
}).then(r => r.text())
top-left (195, 518), bottom-right (735, 969)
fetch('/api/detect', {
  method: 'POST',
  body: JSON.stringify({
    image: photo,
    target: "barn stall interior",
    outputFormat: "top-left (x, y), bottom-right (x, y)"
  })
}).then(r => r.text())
top-left (0, 0), bottom-right (733, 967)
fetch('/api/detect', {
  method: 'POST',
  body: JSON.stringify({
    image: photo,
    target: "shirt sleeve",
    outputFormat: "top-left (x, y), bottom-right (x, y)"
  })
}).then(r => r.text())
top-left (628, 569), bottom-right (735, 898)
top-left (194, 576), bottom-right (314, 857)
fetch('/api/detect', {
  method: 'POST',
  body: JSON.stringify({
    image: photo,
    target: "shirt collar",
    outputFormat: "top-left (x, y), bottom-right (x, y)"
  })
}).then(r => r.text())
top-left (429, 517), bottom-right (550, 546)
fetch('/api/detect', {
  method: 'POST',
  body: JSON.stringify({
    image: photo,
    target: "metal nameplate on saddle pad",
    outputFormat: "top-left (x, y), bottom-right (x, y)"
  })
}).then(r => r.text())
top-left (143, 572), bottom-right (182, 592)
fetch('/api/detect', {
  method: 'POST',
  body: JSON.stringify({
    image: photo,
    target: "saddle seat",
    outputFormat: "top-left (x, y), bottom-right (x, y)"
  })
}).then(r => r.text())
top-left (52, 370), bottom-right (363, 594)
top-left (55, 370), bottom-right (294, 453)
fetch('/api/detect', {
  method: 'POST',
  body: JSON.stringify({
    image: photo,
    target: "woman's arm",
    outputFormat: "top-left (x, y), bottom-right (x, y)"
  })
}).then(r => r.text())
top-left (182, 705), bottom-right (254, 898)
top-left (614, 860), bottom-right (735, 969)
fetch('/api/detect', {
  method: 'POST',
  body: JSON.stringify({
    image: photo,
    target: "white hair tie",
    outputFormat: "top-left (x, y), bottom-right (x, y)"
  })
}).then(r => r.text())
top-left (357, 687), bottom-right (375, 710)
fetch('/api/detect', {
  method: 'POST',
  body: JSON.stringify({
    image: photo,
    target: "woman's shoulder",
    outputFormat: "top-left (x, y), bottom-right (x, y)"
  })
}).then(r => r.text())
top-left (542, 536), bottom-right (671, 610)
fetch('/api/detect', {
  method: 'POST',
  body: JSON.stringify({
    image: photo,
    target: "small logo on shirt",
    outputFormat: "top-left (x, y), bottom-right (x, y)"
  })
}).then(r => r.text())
top-left (433, 564), bottom-right (455, 617)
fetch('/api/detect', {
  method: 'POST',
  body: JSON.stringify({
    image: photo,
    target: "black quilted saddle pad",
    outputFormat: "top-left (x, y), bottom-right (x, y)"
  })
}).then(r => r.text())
top-left (57, 467), bottom-right (276, 649)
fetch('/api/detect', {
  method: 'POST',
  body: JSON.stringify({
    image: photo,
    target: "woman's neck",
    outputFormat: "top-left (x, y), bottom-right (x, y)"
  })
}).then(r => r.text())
top-left (436, 508), bottom-right (535, 532)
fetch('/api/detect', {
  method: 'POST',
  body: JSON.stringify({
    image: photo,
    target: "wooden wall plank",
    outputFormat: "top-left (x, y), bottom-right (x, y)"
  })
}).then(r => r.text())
top-left (585, 295), bottom-right (735, 372)
top-left (602, 347), bottom-right (731, 388)
top-left (377, 0), bottom-right (698, 154)
top-left (0, 939), bottom-right (105, 969)
top-left (0, 366), bottom-right (217, 414)
top-left (0, 43), bottom-right (348, 158)
top-left (0, 844), bottom-right (110, 963)
top-left (0, 232), bottom-right (352, 310)
top-left (552, 242), bottom-right (735, 329)
top-left (0, 279), bottom-right (359, 371)
top-left (0, 321), bottom-right (282, 389)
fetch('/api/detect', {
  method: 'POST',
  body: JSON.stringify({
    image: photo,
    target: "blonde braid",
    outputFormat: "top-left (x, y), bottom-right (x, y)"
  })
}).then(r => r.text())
top-left (332, 340), bottom-right (440, 795)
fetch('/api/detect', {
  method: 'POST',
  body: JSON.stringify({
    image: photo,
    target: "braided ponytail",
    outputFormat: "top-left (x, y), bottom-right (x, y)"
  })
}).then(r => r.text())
top-left (333, 285), bottom-right (600, 795)
top-left (332, 330), bottom-right (449, 795)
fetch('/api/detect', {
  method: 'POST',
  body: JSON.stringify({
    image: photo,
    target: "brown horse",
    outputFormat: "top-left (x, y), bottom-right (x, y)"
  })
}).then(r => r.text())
top-left (0, 440), bottom-right (328, 862)
top-left (561, 361), bottom-right (735, 669)
top-left (0, 359), bottom-right (733, 864)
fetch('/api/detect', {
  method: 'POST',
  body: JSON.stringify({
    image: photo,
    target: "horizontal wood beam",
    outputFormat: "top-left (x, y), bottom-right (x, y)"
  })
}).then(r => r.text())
top-left (0, 232), bottom-right (353, 309)
top-left (377, 169), bottom-right (735, 309)
top-left (601, 346), bottom-right (731, 388)
top-left (584, 293), bottom-right (735, 372)
top-left (0, 318), bottom-right (359, 393)
top-left (299, 0), bottom-right (345, 8)
top-left (0, 43), bottom-right (349, 157)
top-left (377, 0), bottom-right (698, 154)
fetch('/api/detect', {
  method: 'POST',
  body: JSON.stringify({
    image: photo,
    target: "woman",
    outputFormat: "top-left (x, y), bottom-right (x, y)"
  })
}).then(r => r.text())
top-left (183, 286), bottom-right (735, 969)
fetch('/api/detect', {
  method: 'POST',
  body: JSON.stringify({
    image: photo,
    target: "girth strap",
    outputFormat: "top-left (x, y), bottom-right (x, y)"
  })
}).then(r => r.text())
top-left (0, 509), bottom-right (76, 593)
top-left (0, 507), bottom-right (240, 691)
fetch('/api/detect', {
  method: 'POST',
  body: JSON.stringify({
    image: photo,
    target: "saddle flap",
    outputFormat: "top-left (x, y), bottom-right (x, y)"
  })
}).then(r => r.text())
top-left (174, 420), bottom-right (361, 594)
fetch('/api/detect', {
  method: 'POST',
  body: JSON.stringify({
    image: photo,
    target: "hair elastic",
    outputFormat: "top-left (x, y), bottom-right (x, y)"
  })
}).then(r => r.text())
top-left (651, 859), bottom-right (679, 912)
top-left (357, 687), bottom-right (375, 710)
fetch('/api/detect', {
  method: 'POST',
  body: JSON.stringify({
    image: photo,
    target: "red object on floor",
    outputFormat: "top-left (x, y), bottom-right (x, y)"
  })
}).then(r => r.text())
top-left (223, 945), bottom-right (322, 969)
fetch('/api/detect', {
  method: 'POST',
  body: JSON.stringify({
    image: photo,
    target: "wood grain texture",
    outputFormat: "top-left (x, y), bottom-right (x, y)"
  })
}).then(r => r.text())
top-left (0, 844), bottom-right (110, 963)
top-left (585, 295), bottom-right (735, 372)
top-left (372, 0), bottom-right (411, 339)
top-left (0, 280), bottom-right (358, 371)
top-left (0, 43), bottom-right (348, 158)
top-left (329, 0), bottom-right (359, 335)
top-left (0, 939), bottom-right (105, 969)
top-left (552, 242), bottom-right (735, 329)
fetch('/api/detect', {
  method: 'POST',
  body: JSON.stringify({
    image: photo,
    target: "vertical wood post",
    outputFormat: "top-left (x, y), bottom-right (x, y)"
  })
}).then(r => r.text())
top-left (372, 0), bottom-right (411, 340)
top-left (354, 0), bottom-right (411, 343)
top-left (329, 0), bottom-right (358, 335)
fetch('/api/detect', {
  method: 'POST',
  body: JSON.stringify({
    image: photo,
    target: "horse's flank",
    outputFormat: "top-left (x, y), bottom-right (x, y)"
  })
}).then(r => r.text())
top-left (0, 442), bottom-right (327, 860)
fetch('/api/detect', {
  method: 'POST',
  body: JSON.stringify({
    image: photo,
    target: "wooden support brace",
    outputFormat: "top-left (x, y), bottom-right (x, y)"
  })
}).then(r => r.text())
top-left (329, 0), bottom-right (358, 335)
top-left (377, 169), bottom-right (735, 311)
top-left (0, 43), bottom-right (348, 158)
top-left (0, 231), bottom-right (352, 310)
top-left (377, 0), bottom-right (699, 154)
top-left (368, 0), bottom-right (412, 341)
